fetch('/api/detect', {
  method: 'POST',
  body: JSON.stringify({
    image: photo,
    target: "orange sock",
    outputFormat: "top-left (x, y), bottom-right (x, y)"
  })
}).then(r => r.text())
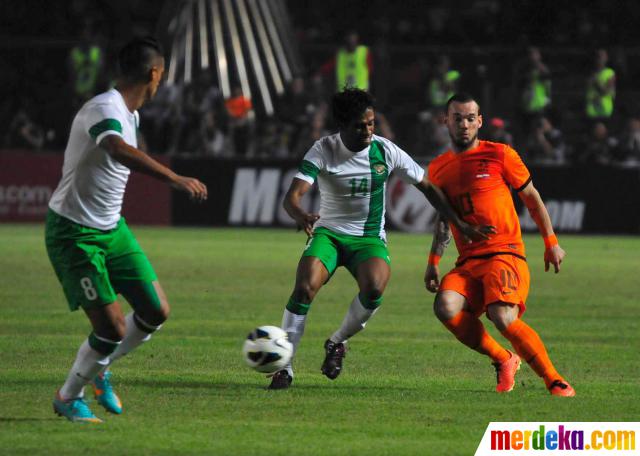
top-left (444, 311), bottom-right (511, 363)
top-left (501, 319), bottom-right (561, 387)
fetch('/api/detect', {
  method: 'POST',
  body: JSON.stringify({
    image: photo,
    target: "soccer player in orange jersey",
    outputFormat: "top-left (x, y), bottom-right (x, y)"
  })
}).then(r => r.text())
top-left (424, 93), bottom-right (575, 396)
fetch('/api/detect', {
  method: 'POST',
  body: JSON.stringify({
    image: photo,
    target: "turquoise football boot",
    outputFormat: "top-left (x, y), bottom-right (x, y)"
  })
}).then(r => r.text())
top-left (53, 392), bottom-right (103, 423)
top-left (92, 371), bottom-right (123, 414)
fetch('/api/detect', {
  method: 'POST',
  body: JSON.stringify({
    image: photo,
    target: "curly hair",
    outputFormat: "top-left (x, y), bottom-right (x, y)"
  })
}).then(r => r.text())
top-left (331, 88), bottom-right (375, 128)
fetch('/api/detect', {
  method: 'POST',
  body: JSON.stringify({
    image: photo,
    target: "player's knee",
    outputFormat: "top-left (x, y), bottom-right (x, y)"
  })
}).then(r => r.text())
top-left (292, 282), bottom-right (318, 303)
top-left (139, 302), bottom-right (170, 327)
top-left (358, 289), bottom-right (384, 310)
top-left (97, 316), bottom-right (126, 342)
top-left (159, 301), bottom-right (170, 321)
top-left (361, 285), bottom-right (383, 301)
top-left (487, 303), bottom-right (518, 332)
top-left (433, 293), bottom-right (461, 322)
top-left (155, 295), bottom-right (170, 322)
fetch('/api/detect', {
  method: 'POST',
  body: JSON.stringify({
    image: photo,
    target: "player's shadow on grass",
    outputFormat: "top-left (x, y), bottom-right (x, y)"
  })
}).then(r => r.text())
top-left (126, 378), bottom-right (219, 389)
top-left (270, 383), bottom-right (420, 393)
top-left (0, 417), bottom-right (60, 422)
top-left (124, 378), bottom-right (426, 394)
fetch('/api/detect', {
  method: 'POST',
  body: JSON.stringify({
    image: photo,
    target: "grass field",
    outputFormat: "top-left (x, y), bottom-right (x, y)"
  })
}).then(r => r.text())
top-left (0, 224), bottom-right (639, 455)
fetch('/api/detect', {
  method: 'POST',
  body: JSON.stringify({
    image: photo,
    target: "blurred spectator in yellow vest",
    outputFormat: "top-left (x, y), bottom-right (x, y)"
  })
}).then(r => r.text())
top-left (319, 31), bottom-right (372, 91)
top-left (68, 20), bottom-right (104, 108)
top-left (586, 49), bottom-right (616, 123)
top-left (428, 55), bottom-right (460, 112)
top-left (518, 47), bottom-right (551, 128)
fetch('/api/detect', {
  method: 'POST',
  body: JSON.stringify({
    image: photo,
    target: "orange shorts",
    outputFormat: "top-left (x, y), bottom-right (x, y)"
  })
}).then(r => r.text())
top-left (440, 254), bottom-right (530, 318)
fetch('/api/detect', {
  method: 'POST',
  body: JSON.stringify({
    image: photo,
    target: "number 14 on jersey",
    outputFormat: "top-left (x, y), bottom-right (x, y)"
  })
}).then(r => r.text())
top-left (349, 177), bottom-right (369, 196)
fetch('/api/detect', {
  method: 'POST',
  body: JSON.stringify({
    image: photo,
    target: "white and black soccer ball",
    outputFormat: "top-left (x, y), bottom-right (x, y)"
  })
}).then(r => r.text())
top-left (242, 325), bottom-right (293, 373)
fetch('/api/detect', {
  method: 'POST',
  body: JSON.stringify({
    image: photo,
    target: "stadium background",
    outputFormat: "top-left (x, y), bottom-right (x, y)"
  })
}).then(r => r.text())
top-left (2, 0), bottom-right (640, 234)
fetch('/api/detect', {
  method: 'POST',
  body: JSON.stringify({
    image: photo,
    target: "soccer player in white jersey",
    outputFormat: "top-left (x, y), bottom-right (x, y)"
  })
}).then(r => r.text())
top-left (268, 88), bottom-right (494, 389)
top-left (45, 37), bottom-right (207, 422)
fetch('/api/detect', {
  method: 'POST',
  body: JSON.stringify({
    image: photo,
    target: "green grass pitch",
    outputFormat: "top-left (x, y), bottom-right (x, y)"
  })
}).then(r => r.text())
top-left (0, 225), bottom-right (638, 455)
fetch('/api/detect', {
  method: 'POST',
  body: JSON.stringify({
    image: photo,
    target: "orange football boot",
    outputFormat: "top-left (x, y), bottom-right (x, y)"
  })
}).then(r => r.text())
top-left (493, 351), bottom-right (521, 393)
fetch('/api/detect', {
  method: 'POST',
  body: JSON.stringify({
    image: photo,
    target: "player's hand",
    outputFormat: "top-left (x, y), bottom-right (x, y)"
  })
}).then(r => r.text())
top-left (295, 213), bottom-right (320, 236)
top-left (172, 175), bottom-right (208, 202)
top-left (424, 264), bottom-right (440, 293)
top-left (544, 244), bottom-right (565, 273)
top-left (459, 223), bottom-right (497, 243)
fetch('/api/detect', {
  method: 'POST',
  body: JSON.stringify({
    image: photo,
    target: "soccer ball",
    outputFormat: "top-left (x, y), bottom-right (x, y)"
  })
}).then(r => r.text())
top-left (242, 325), bottom-right (293, 373)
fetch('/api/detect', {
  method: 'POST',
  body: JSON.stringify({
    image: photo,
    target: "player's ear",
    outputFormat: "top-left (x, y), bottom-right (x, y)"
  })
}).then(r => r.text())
top-left (477, 114), bottom-right (483, 129)
top-left (148, 66), bottom-right (160, 84)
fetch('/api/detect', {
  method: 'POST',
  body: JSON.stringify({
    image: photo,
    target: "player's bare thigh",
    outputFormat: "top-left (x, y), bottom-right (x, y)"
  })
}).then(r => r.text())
top-left (292, 256), bottom-right (330, 303)
top-left (434, 290), bottom-right (471, 321)
top-left (355, 257), bottom-right (390, 299)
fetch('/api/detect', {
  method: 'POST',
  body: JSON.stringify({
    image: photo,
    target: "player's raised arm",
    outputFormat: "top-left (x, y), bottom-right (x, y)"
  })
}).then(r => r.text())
top-left (282, 177), bottom-right (319, 236)
top-left (100, 135), bottom-right (207, 202)
top-left (518, 181), bottom-right (566, 273)
top-left (414, 175), bottom-right (496, 242)
top-left (424, 213), bottom-right (452, 293)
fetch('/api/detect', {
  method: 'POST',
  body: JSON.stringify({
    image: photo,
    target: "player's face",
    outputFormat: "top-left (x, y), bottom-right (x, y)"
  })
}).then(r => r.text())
top-left (341, 107), bottom-right (375, 152)
top-left (446, 101), bottom-right (482, 151)
top-left (147, 57), bottom-right (166, 100)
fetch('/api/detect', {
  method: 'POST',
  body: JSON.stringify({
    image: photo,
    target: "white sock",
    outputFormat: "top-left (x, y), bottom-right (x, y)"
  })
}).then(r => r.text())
top-left (59, 339), bottom-right (112, 400)
top-left (100, 312), bottom-right (160, 374)
top-left (281, 309), bottom-right (308, 377)
top-left (330, 294), bottom-right (378, 344)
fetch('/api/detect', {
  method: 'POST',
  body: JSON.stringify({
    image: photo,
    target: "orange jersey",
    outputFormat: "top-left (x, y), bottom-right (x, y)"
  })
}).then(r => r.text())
top-left (428, 140), bottom-right (531, 265)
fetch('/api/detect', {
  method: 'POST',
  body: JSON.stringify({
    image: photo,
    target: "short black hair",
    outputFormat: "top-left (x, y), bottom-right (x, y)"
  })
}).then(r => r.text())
top-left (118, 37), bottom-right (164, 83)
top-left (332, 88), bottom-right (375, 128)
top-left (446, 92), bottom-right (481, 114)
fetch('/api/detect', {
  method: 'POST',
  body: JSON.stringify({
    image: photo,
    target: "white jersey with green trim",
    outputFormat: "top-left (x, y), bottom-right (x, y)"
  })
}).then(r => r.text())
top-left (49, 88), bottom-right (138, 230)
top-left (294, 133), bottom-right (424, 239)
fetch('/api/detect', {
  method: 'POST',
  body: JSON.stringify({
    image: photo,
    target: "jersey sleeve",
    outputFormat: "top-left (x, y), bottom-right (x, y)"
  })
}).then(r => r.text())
top-left (85, 103), bottom-right (125, 145)
top-left (503, 145), bottom-right (532, 192)
top-left (294, 141), bottom-right (325, 184)
top-left (385, 140), bottom-right (425, 184)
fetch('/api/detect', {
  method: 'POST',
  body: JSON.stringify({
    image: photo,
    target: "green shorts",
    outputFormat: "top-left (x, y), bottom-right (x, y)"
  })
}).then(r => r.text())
top-left (45, 209), bottom-right (158, 311)
top-left (302, 227), bottom-right (390, 278)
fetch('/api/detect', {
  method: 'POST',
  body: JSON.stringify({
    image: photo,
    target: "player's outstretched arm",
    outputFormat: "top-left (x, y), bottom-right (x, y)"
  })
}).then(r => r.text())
top-left (414, 176), bottom-right (496, 242)
top-left (283, 177), bottom-right (319, 236)
top-left (425, 213), bottom-right (452, 293)
top-left (518, 181), bottom-right (566, 273)
top-left (100, 135), bottom-right (207, 201)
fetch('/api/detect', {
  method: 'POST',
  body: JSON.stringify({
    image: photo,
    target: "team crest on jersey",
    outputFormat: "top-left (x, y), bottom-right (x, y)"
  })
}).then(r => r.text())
top-left (373, 164), bottom-right (386, 175)
top-left (476, 159), bottom-right (490, 178)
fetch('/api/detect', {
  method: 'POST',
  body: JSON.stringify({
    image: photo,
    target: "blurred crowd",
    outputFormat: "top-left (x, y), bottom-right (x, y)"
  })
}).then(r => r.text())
top-left (2, 0), bottom-right (640, 167)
